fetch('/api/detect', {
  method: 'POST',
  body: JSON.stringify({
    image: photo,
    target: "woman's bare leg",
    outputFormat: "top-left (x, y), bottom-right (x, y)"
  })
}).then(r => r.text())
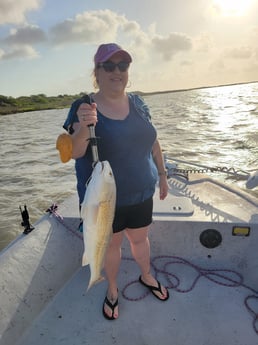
top-left (103, 231), bottom-right (124, 318)
top-left (125, 226), bottom-right (168, 299)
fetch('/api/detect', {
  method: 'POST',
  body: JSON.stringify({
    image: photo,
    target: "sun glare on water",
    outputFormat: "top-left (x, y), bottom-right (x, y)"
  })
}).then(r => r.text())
top-left (213, 0), bottom-right (253, 16)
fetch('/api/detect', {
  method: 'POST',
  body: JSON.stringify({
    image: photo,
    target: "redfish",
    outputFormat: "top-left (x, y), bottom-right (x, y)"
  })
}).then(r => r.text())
top-left (81, 161), bottom-right (116, 290)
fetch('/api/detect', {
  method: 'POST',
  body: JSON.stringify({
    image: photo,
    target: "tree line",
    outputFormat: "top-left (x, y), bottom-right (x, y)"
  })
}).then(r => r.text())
top-left (2, 81), bottom-right (255, 116)
top-left (0, 93), bottom-right (86, 115)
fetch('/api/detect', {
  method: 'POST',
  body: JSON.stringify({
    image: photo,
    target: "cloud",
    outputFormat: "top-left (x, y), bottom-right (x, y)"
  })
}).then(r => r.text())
top-left (122, 20), bottom-right (141, 35)
top-left (209, 58), bottom-right (225, 72)
top-left (4, 25), bottom-right (46, 45)
top-left (49, 9), bottom-right (155, 52)
top-left (0, 9), bottom-right (151, 61)
top-left (152, 33), bottom-right (192, 60)
top-left (224, 46), bottom-right (253, 59)
top-left (0, 45), bottom-right (38, 60)
top-left (0, 8), bottom-right (194, 67)
top-left (1, 24), bottom-right (45, 61)
top-left (0, 0), bottom-right (41, 25)
top-left (249, 26), bottom-right (258, 58)
top-left (49, 9), bottom-right (122, 45)
top-left (194, 33), bottom-right (214, 53)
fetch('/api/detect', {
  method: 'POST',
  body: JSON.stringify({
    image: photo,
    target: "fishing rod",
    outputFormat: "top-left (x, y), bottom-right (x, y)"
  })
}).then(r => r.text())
top-left (79, 94), bottom-right (99, 165)
top-left (88, 124), bottom-right (99, 165)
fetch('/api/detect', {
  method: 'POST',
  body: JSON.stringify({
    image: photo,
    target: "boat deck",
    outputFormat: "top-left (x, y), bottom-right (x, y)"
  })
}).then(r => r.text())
top-left (17, 254), bottom-right (258, 345)
top-left (1, 173), bottom-right (258, 345)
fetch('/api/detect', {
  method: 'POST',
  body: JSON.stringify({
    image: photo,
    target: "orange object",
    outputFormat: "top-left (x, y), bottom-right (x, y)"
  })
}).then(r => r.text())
top-left (56, 133), bottom-right (73, 163)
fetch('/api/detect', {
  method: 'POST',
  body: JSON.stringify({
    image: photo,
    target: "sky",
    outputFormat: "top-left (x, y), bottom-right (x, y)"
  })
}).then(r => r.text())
top-left (0, 0), bottom-right (258, 97)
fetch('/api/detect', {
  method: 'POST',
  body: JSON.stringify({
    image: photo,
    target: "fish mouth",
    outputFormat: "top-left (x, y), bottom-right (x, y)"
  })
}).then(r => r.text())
top-left (101, 162), bottom-right (104, 171)
top-left (95, 161), bottom-right (104, 171)
top-left (93, 161), bottom-right (114, 178)
top-left (92, 161), bottom-right (103, 170)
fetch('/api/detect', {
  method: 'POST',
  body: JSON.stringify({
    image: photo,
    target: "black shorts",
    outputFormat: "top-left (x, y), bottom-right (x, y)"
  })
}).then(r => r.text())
top-left (113, 197), bottom-right (153, 233)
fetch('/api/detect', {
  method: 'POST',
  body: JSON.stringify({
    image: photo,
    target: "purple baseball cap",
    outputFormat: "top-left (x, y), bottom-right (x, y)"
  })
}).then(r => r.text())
top-left (94, 43), bottom-right (132, 65)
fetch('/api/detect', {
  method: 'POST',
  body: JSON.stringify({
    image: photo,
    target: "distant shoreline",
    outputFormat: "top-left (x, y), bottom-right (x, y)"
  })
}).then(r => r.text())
top-left (1, 80), bottom-right (257, 116)
top-left (138, 80), bottom-right (258, 96)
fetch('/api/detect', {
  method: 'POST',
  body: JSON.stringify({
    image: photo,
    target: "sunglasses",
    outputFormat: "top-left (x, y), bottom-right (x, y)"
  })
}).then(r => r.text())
top-left (97, 61), bottom-right (130, 72)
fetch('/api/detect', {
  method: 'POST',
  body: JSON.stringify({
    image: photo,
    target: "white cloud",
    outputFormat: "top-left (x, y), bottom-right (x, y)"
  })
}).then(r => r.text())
top-left (49, 10), bottom-right (122, 45)
top-left (209, 58), bottom-right (225, 72)
top-left (152, 33), bottom-right (192, 60)
top-left (122, 20), bottom-right (141, 34)
top-left (0, 45), bottom-right (38, 60)
top-left (224, 46), bottom-right (253, 59)
top-left (1, 7), bottom-right (195, 67)
top-left (49, 9), bottom-right (158, 55)
top-left (1, 4), bottom-right (257, 96)
top-left (0, 0), bottom-right (41, 25)
top-left (4, 25), bottom-right (46, 45)
top-left (248, 26), bottom-right (258, 58)
top-left (194, 33), bottom-right (214, 53)
top-left (1, 24), bottom-right (44, 61)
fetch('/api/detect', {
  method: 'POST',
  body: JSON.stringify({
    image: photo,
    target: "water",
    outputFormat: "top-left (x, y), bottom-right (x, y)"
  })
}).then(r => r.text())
top-left (0, 82), bottom-right (258, 251)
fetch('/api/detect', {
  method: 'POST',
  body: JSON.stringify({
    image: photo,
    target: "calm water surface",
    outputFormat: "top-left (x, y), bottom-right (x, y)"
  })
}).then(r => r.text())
top-left (0, 82), bottom-right (258, 250)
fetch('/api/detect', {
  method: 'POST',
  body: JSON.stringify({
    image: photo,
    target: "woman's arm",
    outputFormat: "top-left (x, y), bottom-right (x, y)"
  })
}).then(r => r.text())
top-left (71, 103), bottom-right (98, 159)
top-left (152, 139), bottom-right (169, 200)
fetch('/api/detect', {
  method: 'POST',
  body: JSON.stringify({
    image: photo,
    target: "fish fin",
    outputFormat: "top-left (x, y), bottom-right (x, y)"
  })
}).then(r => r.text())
top-left (87, 276), bottom-right (105, 292)
top-left (80, 203), bottom-right (88, 219)
top-left (82, 252), bottom-right (89, 266)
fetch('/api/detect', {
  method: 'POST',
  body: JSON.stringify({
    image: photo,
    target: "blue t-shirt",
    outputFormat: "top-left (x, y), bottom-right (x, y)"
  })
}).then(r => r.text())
top-left (64, 94), bottom-right (158, 206)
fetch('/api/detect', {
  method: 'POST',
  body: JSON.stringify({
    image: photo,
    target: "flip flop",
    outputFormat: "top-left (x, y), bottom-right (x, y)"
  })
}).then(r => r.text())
top-left (139, 276), bottom-right (169, 301)
top-left (102, 295), bottom-right (118, 320)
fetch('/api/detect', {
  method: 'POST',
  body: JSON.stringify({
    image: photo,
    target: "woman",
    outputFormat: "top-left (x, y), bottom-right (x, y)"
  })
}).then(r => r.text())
top-left (66, 43), bottom-right (169, 320)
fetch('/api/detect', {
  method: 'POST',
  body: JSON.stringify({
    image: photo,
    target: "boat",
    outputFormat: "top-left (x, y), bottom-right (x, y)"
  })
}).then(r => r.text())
top-left (0, 158), bottom-right (258, 345)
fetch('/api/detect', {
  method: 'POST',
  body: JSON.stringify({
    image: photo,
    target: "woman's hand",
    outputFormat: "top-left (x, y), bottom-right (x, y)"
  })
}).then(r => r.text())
top-left (151, 139), bottom-right (169, 200)
top-left (77, 102), bottom-right (98, 127)
top-left (70, 102), bottom-right (97, 159)
top-left (159, 175), bottom-right (169, 200)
